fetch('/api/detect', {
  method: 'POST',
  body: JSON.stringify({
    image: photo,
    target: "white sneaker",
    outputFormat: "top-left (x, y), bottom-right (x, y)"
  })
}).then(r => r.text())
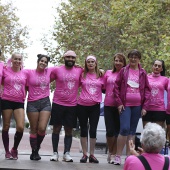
top-left (63, 152), bottom-right (73, 162)
top-left (110, 155), bottom-right (116, 164)
top-left (50, 152), bottom-right (59, 161)
top-left (113, 155), bottom-right (121, 165)
top-left (107, 153), bottom-right (111, 163)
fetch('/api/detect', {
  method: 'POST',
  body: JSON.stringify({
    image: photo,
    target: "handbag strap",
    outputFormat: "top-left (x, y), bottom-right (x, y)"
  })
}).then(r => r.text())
top-left (138, 155), bottom-right (170, 170)
top-left (163, 156), bottom-right (169, 170)
top-left (137, 155), bottom-right (152, 170)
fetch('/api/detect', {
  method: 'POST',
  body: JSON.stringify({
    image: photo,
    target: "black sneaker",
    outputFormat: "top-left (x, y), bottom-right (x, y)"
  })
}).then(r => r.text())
top-left (30, 149), bottom-right (41, 161)
top-left (89, 155), bottom-right (99, 163)
top-left (80, 155), bottom-right (88, 163)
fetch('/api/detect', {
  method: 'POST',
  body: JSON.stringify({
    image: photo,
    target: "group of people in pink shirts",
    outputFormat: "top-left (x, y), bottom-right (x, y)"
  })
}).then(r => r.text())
top-left (0, 49), bottom-right (170, 169)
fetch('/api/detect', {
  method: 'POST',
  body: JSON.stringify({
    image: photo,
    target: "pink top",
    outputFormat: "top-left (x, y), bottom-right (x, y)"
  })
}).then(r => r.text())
top-left (77, 73), bottom-right (104, 106)
top-left (124, 153), bottom-right (170, 170)
top-left (104, 70), bottom-right (118, 106)
top-left (26, 67), bottom-right (55, 102)
top-left (0, 62), bottom-right (4, 98)
top-left (147, 74), bottom-right (168, 111)
top-left (0, 62), bottom-right (4, 85)
top-left (2, 67), bottom-right (27, 103)
top-left (126, 68), bottom-right (141, 106)
top-left (51, 65), bottom-right (83, 106)
top-left (166, 79), bottom-right (170, 114)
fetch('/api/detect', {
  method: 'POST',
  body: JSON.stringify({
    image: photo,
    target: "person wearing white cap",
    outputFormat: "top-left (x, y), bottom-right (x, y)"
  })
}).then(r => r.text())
top-left (49, 50), bottom-right (83, 162)
top-left (77, 55), bottom-right (104, 163)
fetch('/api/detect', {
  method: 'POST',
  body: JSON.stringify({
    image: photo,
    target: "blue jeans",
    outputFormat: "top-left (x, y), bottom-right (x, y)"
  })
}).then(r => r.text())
top-left (119, 106), bottom-right (141, 136)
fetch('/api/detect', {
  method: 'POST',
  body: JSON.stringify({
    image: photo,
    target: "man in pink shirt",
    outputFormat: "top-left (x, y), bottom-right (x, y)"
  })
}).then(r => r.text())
top-left (49, 50), bottom-right (83, 162)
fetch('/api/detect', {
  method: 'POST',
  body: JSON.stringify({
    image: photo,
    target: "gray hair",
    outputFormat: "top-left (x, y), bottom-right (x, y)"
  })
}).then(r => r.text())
top-left (140, 122), bottom-right (166, 153)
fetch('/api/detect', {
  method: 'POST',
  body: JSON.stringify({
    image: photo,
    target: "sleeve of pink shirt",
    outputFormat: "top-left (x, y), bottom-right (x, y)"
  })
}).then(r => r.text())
top-left (166, 79), bottom-right (170, 114)
top-left (142, 72), bottom-right (151, 110)
top-left (114, 68), bottom-right (124, 107)
top-left (50, 67), bottom-right (57, 81)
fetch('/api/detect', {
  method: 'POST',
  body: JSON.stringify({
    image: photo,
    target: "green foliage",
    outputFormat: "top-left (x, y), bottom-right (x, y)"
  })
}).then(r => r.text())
top-left (42, 0), bottom-right (170, 76)
top-left (0, 0), bottom-right (29, 60)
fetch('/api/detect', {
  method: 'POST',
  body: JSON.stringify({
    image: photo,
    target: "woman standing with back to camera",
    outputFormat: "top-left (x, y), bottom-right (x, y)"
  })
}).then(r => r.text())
top-left (113, 49), bottom-right (151, 165)
top-left (103, 53), bottom-right (126, 164)
top-left (26, 54), bottom-right (54, 160)
top-left (1, 53), bottom-right (27, 160)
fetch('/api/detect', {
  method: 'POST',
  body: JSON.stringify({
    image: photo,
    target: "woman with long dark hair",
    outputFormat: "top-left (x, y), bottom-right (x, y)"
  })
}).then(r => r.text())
top-left (103, 53), bottom-right (126, 163)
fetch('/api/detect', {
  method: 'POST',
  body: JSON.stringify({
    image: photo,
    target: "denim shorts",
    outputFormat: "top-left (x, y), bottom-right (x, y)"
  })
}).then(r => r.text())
top-left (26, 97), bottom-right (51, 113)
top-left (119, 106), bottom-right (141, 136)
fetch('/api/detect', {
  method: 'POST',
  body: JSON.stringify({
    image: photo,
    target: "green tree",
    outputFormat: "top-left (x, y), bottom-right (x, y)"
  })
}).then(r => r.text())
top-left (0, 0), bottom-right (29, 60)
top-left (43, 0), bottom-right (170, 75)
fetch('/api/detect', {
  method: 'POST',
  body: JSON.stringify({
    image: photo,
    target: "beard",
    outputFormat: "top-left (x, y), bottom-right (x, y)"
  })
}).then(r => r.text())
top-left (65, 60), bottom-right (75, 67)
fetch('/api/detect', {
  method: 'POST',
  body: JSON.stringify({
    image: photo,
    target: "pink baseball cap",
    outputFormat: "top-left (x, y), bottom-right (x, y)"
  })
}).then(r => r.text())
top-left (63, 50), bottom-right (77, 57)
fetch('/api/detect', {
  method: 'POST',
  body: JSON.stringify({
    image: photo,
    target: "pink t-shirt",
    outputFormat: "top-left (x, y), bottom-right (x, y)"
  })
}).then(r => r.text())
top-left (2, 67), bottom-right (27, 103)
top-left (77, 73), bottom-right (104, 106)
top-left (147, 74), bottom-right (168, 111)
top-left (26, 67), bottom-right (55, 102)
top-left (124, 153), bottom-right (170, 170)
top-left (126, 68), bottom-right (141, 106)
top-left (0, 62), bottom-right (4, 85)
top-left (104, 70), bottom-right (118, 106)
top-left (166, 79), bottom-right (170, 114)
top-left (0, 62), bottom-right (4, 97)
top-left (51, 65), bottom-right (83, 106)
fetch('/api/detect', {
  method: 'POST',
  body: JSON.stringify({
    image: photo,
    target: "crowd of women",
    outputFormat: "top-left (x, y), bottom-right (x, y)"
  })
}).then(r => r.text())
top-left (0, 49), bottom-right (170, 167)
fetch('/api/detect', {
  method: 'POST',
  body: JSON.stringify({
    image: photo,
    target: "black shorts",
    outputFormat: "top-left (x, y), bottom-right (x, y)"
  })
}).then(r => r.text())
top-left (104, 106), bottom-right (120, 137)
top-left (1, 99), bottom-right (24, 110)
top-left (166, 114), bottom-right (170, 125)
top-left (142, 111), bottom-right (166, 122)
top-left (49, 103), bottom-right (76, 128)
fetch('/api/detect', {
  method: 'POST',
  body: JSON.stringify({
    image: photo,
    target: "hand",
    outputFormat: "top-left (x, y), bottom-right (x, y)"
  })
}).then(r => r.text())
top-left (74, 63), bottom-right (83, 68)
top-left (129, 140), bottom-right (139, 156)
top-left (118, 105), bottom-right (124, 114)
top-left (141, 109), bottom-right (147, 116)
top-left (99, 68), bottom-right (105, 76)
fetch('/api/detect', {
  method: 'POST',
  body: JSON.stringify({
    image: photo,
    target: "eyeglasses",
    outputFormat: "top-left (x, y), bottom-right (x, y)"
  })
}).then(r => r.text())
top-left (129, 56), bottom-right (139, 60)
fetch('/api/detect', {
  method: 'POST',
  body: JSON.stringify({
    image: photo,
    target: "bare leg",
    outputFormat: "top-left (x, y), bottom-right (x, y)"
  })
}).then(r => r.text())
top-left (80, 137), bottom-right (87, 155)
top-left (116, 134), bottom-right (127, 156)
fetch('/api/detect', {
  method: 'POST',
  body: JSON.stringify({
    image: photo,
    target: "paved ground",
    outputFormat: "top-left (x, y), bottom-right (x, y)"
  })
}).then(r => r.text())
top-left (0, 128), bottom-right (125, 170)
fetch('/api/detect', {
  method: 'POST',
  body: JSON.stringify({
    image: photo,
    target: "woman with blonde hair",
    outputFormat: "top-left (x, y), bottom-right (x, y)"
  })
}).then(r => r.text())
top-left (1, 53), bottom-right (27, 160)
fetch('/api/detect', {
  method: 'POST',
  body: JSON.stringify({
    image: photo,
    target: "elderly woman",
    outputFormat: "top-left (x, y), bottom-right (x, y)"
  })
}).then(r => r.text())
top-left (124, 122), bottom-right (170, 170)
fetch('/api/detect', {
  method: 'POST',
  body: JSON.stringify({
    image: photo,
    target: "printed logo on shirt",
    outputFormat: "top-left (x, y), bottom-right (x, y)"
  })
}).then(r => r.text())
top-left (107, 76), bottom-right (116, 97)
top-left (10, 75), bottom-right (24, 95)
top-left (86, 79), bottom-right (100, 95)
top-left (62, 73), bottom-right (76, 96)
top-left (150, 82), bottom-right (160, 104)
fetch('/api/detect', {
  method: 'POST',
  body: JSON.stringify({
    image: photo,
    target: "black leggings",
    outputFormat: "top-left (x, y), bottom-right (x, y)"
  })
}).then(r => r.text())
top-left (104, 106), bottom-right (120, 137)
top-left (77, 104), bottom-right (100, 138)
